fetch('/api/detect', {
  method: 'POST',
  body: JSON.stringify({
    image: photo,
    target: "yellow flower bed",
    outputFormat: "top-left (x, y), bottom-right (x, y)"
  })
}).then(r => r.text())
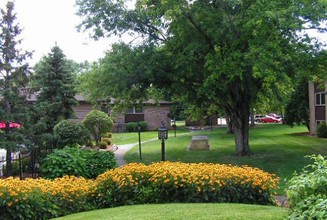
top-left (0, 162), bottom-right (279, 218)
top-left (95, 162), bottom-right (279, 207)
top-left (0, 176), bottom-right (96, 219)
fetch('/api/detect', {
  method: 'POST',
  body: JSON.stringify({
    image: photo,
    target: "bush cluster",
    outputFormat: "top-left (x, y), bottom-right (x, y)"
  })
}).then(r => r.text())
top-left (95, 162), bottom-right (279, 208)
top-left (317, 123), bottom-right (327, 138)
top-left (125, 121), bottom-right (148, 132)
top-left (1, 162), bottom-right (279, 219)
top-left (54, 119), bottom-right (91, 148)
top-left (0, 176), bottom-right (96, 219)
top-left (40, 147), bottom-right (117, 179)
top-left (287, 155), bottom-right (327, 220)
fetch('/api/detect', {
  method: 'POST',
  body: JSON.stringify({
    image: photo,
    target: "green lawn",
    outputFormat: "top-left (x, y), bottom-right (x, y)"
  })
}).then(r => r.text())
top-left (115, 124), bottom-right (327, 193)
top-left (55, 203), bottom-right (288, 220)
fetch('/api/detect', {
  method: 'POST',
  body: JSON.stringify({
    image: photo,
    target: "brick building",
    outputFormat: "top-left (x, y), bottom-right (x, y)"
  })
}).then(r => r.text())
top-left (308, 82), bottom-right (327, 135)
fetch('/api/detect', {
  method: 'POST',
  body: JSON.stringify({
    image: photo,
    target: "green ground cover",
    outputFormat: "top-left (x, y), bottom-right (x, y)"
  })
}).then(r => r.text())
top-left (55, 203), bottom-right (287, 220)
top-left (115, 124), bottom-right (327, 193)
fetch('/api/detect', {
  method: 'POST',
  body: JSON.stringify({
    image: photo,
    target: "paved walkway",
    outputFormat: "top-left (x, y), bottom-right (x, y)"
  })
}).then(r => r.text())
top-left (113, 143), bottom-right (137, 167)
top-left (114, 138), bottom-right (157, 167)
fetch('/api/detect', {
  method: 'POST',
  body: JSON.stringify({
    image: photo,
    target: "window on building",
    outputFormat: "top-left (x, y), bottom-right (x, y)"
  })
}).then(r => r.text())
top-left (315, 93), bottom-right (325, 106)
top-left (126, 106), bottom-right (143, 114)
top-left (100, 104), bottom-right (111, 114)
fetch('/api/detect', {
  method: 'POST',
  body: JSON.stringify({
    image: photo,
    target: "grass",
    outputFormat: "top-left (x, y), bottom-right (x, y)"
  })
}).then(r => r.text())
top-left (55, 203), bottom-right (288, 220)
top-left (116, 124), bottom-right (327, 194)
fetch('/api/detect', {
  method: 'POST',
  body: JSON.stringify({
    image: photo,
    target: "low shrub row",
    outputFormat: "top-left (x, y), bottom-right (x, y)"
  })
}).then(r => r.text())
top-left (0, 162), bottom-right (279, 219)
top-left (125, 121), bottom-right (148, 132)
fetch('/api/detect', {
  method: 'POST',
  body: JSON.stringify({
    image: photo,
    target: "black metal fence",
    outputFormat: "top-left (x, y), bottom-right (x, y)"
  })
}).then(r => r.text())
top-left (0, 149), bottom-right (52, 179)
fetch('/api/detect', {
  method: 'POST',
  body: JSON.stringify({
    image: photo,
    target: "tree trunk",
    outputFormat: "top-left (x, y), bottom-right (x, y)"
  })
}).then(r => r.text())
top-left (5, 121), bottom-right (12, 177)
top-left (225, 80), bottom-right (253, 156)
top-left (225, 115), bottom-right (234, 134)
top-left (233, 117), bottom-right (252, 156)
top-left (5, 146), bottom-right (12, 177)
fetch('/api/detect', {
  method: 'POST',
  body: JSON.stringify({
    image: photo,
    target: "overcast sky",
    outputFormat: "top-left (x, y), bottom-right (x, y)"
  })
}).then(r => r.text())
top-left (0, 0), bottom-right (326, 66)
top-left (1, 0), bottom-right (122, 65)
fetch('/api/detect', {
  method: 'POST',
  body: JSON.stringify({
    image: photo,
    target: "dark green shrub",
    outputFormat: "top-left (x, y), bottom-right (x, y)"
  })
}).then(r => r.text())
top-left (40, 147), bottom-right (117, 179)
top-left (102, 137), bottom-right (111, 145)
top-left (99, 141), bottom-right (107, 149)
top-left (287, 155), bottom-right (327, 220)
top-left (317, 123), bottom-right (327, 138)
top-left (83, 110), bottom-right (113, 144)
top-left (41, 147), bottom-right (89, 179)
top-left (85, 150), bottom-right (117, 179)
top-left (102, 133), bottom-right (112, 138)
top-left (54, 119), bottom-right (91, 148)
top-left (126, 121), bottom-right (147, 132)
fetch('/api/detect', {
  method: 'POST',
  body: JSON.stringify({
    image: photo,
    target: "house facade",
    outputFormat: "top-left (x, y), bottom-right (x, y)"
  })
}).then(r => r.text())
top-left (27, 94), bottom-right (172, 131)
top-left (112, 100), bottom-right (172, 131)
top-left (73, 96), bottom-right (172, 131)
top-left (308, 81), bottom-right (327, 135)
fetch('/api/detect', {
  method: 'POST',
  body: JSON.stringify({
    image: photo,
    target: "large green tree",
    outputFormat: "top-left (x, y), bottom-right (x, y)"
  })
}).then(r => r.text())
top-left (0, 1), bottom-right (32, 176)
top-left (31, 45), bottom-right (78, 149)
top-left (76, 0), bottom-right (326, 156)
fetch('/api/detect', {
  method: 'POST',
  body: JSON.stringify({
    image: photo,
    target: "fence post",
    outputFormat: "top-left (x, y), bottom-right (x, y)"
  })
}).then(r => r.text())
top-left (19, 153), bottom-right (22, 180)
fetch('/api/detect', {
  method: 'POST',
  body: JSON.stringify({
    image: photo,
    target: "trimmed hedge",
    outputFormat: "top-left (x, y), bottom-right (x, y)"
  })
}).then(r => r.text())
top-left (125, 121), bottom-right (148, 132)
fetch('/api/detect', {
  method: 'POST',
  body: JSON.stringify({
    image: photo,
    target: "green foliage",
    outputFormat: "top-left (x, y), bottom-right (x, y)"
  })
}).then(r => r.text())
top-left (317, 123), bottom-right (327, 138)
top-left (0, 1), bottom-right (33, 176)
top-left (40, 147), bottom-right (117, 179)
top-left (41, 147), bottom-right (88, 179)
top-left (284, 78), bottom-right (310, 130)
top-left (287, 155), bottom-right (327, 220)
top-left (54, 119), bottom-right (91, 148)
top-left (83, 110), bottom-right (113, 144)
top-left (85, 150), bottom-right (117, 179)
top-left (0, 186), bottom-right (59, 219)
top-left (76, 0), bottom-right (327, 156)
top-left (101, 138), bottom-right (111, 145)
top-left (31, 45), bottom-right (78, 149)
top-left (98, 141), bottom-right (107, 149)
top-left (125, 121), bottom-right (148, 132)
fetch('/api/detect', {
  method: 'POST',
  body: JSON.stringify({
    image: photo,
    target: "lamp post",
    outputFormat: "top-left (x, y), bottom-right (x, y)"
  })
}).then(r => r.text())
top-left (158, 122), bottom-right (168, 161)
top-left (138, 124), bottom-right (142, 160)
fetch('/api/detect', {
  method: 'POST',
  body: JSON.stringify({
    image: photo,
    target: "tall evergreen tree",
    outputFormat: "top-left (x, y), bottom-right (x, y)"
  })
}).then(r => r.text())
top-left (0, 1), bottom-right (32, 176)
top-left (31, 45), bottom-right (78, 149)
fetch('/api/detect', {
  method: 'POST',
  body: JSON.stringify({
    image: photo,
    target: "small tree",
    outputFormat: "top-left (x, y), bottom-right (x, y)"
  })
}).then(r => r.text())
top-left (284, 78), bottom-right (310, 131)
top-left (54, 119), bottom-right (91, 148)
top-left (83, 110), bottom-right (113, 144)
top-left (31, 45), bottom-right (78, 149)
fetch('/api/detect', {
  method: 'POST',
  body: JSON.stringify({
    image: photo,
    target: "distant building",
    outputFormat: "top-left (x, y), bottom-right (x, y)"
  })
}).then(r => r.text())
top-left (26, 93), bottom-right (172, 131)
top-left (309, 81), bottom-right (327, 135)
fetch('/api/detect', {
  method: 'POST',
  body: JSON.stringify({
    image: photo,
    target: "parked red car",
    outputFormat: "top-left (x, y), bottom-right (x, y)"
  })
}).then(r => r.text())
top-left (259, 116), bottom-right (281, 123)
